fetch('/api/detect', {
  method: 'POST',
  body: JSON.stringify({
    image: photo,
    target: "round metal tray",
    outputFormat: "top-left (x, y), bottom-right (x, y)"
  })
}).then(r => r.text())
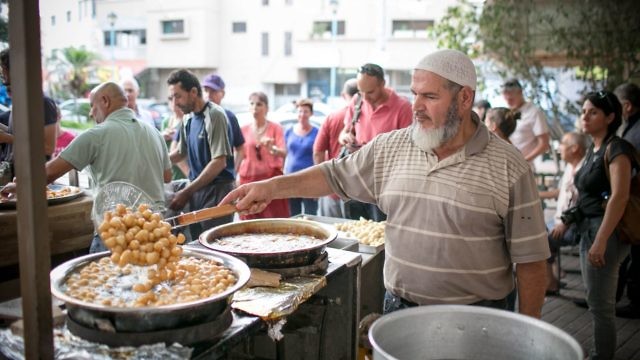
top-left (50, 248), bottom-right (250, 332)
top-left (0, 184), bottom-right (84, 210)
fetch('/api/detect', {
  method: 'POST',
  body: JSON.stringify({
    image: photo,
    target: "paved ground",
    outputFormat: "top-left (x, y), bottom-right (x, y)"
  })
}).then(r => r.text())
top-left (541, 247), bottom-right (640, 360)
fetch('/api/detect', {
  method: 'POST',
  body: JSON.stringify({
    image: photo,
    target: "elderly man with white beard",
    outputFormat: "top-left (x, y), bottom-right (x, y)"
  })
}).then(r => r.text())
top-left (220, 49), bottom-right (550, 318)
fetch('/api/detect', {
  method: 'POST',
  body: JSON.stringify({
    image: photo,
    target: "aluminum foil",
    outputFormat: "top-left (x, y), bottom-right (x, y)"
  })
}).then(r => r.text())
top-left (231, 275), bottom-right (326, 320)
top-left (0, 327), bottom-right (192, 360)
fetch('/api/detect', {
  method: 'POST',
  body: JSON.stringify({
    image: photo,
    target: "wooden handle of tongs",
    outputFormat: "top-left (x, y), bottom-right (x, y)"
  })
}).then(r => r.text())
top-left (175, 204), bottom-right (237, 227)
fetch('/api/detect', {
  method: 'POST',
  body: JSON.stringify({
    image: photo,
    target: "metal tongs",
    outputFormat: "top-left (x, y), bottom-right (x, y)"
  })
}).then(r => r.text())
top-left (165, 203), bottom-right (237, 229)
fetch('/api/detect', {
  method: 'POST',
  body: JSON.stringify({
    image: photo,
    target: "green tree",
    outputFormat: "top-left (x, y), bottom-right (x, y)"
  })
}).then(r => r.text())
top-left (55, 46), bottom-right (99, 98)
top-left (430, 0), bottom-right (640, 136)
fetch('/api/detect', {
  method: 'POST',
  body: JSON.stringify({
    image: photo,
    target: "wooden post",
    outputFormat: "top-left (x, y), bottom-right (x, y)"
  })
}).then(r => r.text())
top-left (9, 0), bottom-right (54, 358)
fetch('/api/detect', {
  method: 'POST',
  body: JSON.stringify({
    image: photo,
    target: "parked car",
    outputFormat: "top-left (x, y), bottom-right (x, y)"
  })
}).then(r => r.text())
top-left (138, 99), bottom-right (170, 129)
top-left (59, 98), bottom-right (91, 123)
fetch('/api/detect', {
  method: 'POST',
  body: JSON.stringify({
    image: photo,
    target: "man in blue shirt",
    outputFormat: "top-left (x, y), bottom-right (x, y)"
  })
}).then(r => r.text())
top-left (167, 69), bottom-right (234, 239)
top-left (202, 73), bottom-right (245, 171)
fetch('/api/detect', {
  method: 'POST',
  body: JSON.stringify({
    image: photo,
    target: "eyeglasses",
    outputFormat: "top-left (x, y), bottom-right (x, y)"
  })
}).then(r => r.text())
top-left (358, 64), bottom-right (384, 80)
top-left (255, 144), bottom-right (262, 161)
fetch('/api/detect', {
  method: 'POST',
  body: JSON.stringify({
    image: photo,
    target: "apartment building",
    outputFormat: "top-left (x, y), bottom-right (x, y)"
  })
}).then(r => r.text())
top-left (40, 0), bottom-right (455, 110)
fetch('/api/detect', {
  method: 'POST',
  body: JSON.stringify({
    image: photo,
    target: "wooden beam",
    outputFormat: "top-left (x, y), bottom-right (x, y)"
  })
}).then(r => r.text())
top-left (9, 0), bottom-right (54, 358)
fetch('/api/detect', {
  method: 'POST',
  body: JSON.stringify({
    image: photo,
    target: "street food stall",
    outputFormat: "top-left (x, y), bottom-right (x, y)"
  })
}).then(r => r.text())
top-left (0, 209), bottom-right (363, 359)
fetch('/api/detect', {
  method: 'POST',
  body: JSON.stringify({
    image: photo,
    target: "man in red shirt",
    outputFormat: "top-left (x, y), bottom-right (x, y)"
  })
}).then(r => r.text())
top-left (313, 78), bottom-right (358, 218)
top-left (338, 63), bottom-right (413, 221)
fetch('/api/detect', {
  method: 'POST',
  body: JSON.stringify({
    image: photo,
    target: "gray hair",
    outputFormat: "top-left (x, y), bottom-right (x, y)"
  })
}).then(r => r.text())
top-left (120, 77), bottom-right (140, 93)
top-left (565, 131), bottom-right (588, 153)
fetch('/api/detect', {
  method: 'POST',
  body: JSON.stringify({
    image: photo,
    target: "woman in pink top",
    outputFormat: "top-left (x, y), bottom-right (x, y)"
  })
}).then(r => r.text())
top-left (237, 92), bottom-right (290, 219)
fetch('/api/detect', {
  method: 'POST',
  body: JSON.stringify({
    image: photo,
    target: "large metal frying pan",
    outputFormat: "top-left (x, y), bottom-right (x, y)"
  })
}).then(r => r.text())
top-left (199, 218), bottom-right (338, 268)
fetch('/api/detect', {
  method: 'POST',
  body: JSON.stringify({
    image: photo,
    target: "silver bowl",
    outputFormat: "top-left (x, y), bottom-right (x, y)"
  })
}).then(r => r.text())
top-left (369, 305), bottom-right (583, 360)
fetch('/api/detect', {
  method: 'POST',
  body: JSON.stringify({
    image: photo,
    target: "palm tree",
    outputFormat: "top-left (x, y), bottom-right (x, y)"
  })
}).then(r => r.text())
top-left (59, 46), bottom-right (99, 98)
top-left (47, 46), bottom-right (99, 122)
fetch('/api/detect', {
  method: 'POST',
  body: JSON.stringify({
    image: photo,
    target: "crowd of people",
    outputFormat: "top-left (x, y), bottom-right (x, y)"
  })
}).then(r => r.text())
top-left (1, 45), bottom-right (640, 360)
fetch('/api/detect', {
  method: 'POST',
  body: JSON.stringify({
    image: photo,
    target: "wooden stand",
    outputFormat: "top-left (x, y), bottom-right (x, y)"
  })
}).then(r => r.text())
top-left (0, 195), bottom-right (94, 301)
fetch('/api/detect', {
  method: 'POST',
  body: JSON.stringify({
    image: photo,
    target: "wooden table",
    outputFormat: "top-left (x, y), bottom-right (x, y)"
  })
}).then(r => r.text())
top-left (0, 195), bottom-right (94, 301)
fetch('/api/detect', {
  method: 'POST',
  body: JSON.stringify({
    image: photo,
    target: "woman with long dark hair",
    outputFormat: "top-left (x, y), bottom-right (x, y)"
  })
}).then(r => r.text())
top-left (574, 90), bottom-right (638, 359)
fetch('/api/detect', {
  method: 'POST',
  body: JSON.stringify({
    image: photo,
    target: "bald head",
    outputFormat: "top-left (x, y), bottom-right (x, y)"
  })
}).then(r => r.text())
top-left (89, 82), bottom-right (128, 123)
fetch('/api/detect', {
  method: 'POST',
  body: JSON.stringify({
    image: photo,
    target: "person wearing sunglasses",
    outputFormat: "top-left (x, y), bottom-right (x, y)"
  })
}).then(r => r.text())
top-left (613, 82), bottom-right (640, 320)
top-left (338, 62), bottom-right (413, 221)
top-left (501, 78), bottom-right (550, 169)
top-left (222, 49), bottom-right (550, 319)
top-left (573, 90), bottom-right (638, 359)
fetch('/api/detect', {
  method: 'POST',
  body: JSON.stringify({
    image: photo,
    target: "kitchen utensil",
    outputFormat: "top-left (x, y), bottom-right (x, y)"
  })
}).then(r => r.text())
top-left (165, 203), bottom-right (237, 229)
top-left (369, 305), bottom-right (583, 360)
top-left (50, 248), bottom-right (250, 332)
top-left (199, 218), bottom-right (337, 268)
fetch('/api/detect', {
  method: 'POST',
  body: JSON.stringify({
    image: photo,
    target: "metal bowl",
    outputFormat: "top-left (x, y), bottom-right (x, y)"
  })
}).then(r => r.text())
top-left (50, 248), bottom-right (250, 332)
top-left (199, 218), bottom-right (338, 268)
top-left (369, 305), bottom-right (583, 360)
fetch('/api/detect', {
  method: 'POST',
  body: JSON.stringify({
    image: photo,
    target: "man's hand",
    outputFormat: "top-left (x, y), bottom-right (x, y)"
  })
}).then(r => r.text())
top-left (0, 181), bottom-right (16, 198)
top-left (549, 223), bottom-right (567, 241)
top-left (338, 128), bottom-right (361, 153)
top-left (220, 179), bottom-right (275, 215)
top-left (169, 188), bottom-right (192, 211)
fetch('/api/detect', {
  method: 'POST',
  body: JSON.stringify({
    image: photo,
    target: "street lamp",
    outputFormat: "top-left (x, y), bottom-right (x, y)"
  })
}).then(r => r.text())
top-left (329, 0), bottom-right (338, 98)
top-left (107, 12), bottom-right (118, 81)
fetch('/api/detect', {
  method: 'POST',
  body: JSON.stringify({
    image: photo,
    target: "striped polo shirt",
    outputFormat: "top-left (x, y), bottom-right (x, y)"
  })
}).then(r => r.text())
top-left (320, 120), bottom-right (549, 305)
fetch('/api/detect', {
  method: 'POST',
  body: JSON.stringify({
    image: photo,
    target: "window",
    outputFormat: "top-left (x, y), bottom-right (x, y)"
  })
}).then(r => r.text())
top-left (312, 20), bottom-right (345, 38)
top-left (262, 0), bottom-right (269, 5)
top-left (284, 31), bottom-right (292, 56)
top-left (66, 11), bottom-right (71, 22)
top-left (103, 31), bottom-right (116, 46)
top-left (162, 20), bottom-right (185, 35)
top-left (51, 16), bottom-right (56, 26)
top-left (103, 29), bottom-right (147, 47)
top-left (261, 32), bottom-right (269, 56)
top-left (285, 0), bottom-right (293, 5)
top-left (275, 84), bottom-right (300, 96)
top-left (392, 20), bottom-right (434, 38)
top-left (232, 22), bottom-right (246, 33)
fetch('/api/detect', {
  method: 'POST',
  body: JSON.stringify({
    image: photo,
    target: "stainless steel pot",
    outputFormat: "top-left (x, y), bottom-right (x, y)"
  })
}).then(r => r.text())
top-left (199, 218), bottom-right (338, 268)
top-left (50, 248), bottom-right (250, 332)
top-left (369, 305), bottom-right (583, 360)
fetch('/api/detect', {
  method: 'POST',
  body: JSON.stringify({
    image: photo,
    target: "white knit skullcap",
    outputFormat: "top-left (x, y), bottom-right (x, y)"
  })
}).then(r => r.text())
top-left (415, 49), bottom-right (476, 90)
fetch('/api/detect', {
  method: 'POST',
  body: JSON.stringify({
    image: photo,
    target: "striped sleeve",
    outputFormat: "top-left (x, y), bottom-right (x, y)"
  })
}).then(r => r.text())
top-left (506, 168), bottom-right (550, 263)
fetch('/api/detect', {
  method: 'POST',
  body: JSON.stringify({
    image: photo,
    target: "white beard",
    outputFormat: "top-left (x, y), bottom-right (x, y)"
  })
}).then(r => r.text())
top-left (411, 124), bottom-right (446, 152)
top-left (411, 100), bottom-right (462, 152)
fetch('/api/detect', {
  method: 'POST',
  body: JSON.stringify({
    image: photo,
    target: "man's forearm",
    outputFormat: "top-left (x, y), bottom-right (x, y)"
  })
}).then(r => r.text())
top-left (185, 156), bottom-right (227, 194)
top-left (515, 260), bottom-right (547, 318)
top-left (313, 151), bottom-right (325, 165)
top-left (272, 165), bottom-right (334, 199)
top-left (524, 134), bottom-right (550, 162)
top-left (169, 149), bottom-right (185, 164)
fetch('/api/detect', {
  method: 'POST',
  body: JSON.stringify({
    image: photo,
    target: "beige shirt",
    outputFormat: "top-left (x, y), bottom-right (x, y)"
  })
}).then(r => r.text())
top-left (321, 120), bottom-right (550, 305)
top-left (509, 101), bottom-right (549, 163)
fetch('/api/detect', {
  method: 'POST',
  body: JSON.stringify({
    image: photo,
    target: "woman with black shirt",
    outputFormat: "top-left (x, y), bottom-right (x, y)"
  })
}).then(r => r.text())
top-left (574, 91), bottom-right (638, 360)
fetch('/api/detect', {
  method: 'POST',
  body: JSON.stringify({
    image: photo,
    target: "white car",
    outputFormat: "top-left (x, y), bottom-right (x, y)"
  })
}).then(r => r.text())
top-left (59, 98), bottom-right (91, 123)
